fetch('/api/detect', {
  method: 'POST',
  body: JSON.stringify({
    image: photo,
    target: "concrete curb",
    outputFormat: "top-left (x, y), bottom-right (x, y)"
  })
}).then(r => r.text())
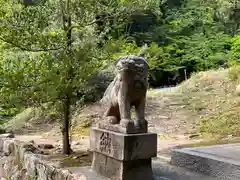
top-left (170, 144), bottom-right (240, 180)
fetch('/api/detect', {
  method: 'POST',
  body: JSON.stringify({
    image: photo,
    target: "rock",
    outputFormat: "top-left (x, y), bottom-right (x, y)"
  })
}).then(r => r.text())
top-left (45, 164), bottom-right (57, 180)
top-left (36, 162), bottom-right (48, 180)
top-left (0, 163), bottom-right (6, 178)
top-left (54, 148), bottom-right (62, 154)
top-left (68, 172), bottom-right (87, 180)
top-left (38, 144), bottom-right (54, 149)
top-left (79, 153), bottom-right (88, 157)
top-left (1, 138), bottom-right (89, 180)
top-left (0, 133), bottom-right (15, 139)
top-left (24, 154), bottom-right (39, 177)
top-left (42, 151), bottom-right (50, 155)
top-left (158, 115), bottom-right (169, 119)
top-left (227, 134), bottom-right (233, 139)
top-left (54, 169), bottom-right (71, 180)
top-left (148, 124), bottom-right (155, 127)
top-left (22, 143), bottom-right (42, 154)
top-left (3, 139), bottom-right (15, 156)
top-left (236, 84), bottom-right (240, 96)
top-left (29, 140), bottom-right (35, 144)
top-left (72, 156), bottom-right (79, 160)
top-left (3, 159), bottom-right (18, 178)
top-left (10, 168), bottom-right (27, 180)
top-left (188, 134), bottom-right (200, 139)
top-left (87, 148), bottom-right (92, 153)
top-left (72, 141), bottom-right (81, 146)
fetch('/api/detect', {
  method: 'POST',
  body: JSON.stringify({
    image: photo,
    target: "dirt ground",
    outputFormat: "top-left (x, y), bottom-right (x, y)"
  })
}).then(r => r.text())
top-left (14, 133), bottom-right (200, 162)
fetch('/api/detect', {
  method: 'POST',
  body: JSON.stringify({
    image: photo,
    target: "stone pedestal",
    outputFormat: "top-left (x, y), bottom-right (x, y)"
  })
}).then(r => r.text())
top-left (97, 121), bottom-right (148, 134)
top-left (90, 127), bottom-right (157, 180)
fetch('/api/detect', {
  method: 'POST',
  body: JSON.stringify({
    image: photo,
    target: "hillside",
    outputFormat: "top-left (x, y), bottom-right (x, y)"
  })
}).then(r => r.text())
top-left (3, 67), bottom-right (240, 140)
top-left (147, 68), bottom-right (240, 138)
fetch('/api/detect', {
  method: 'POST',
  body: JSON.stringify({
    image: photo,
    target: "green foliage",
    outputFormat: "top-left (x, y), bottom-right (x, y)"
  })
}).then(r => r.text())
top-left (96, 0), bottom-right (236, 87)
top-left (229, 35), bottom-right (240, 66)
top-left (0, 0), bottom-right (157, 108)
top-left (180, 31), bottom-right (230, 71)
top-left (200, 107), bottom-right (240, 137)
top-left (228, 66), bottom-right (240, 82)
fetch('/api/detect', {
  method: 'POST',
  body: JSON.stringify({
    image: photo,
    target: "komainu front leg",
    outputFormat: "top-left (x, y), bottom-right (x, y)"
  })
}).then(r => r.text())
top-left (103, 105), bottom-right (120, 124)
top-left (134, 97), bottom-right (148, 132)
top-left (118, 83), bottom-right (134, 128)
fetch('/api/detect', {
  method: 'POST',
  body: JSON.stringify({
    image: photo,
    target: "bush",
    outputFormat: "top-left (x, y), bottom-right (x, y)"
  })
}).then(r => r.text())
top-left (228, 35), bottom-right (240, 66)
top-left (76, 40), bottom-right (142, 104)
top-left (77, 65), bottom-right (116, 104)
top-left (228, 66), bottom-right (240, 83)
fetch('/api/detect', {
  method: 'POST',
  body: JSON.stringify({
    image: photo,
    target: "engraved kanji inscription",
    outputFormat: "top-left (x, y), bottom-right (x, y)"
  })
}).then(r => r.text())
top-left (100, 132), bottom-right (112, 154)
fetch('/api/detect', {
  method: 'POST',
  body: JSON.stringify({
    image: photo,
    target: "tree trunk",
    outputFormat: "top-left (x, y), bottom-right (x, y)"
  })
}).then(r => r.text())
top-left (61, 0), bottom-right (73, 155)
top-left (62, 95), bottom-right (71, 154)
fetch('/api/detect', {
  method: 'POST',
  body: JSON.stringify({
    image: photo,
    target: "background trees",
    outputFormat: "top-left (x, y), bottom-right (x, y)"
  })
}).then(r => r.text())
top-left (0, 0), bottom-right (158, 154)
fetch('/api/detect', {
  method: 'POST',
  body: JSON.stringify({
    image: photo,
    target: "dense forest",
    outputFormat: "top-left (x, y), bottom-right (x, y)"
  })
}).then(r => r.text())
top-left (0, 0), bottom-right (240, 153)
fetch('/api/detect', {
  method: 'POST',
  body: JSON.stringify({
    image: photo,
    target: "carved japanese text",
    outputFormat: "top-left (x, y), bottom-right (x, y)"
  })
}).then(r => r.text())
top-left (100, 132), bottom-right (112, 154)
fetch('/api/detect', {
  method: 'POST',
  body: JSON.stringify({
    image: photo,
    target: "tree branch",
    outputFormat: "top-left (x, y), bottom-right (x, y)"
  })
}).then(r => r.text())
top-left (70, 7), bottom-right (131, 31)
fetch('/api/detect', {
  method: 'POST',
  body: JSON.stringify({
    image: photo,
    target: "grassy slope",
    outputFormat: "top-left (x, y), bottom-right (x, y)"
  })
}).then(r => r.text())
top-left (4, 67), bottom-right (240, 139)
top-left (147, 68), bottom-right (240, 138)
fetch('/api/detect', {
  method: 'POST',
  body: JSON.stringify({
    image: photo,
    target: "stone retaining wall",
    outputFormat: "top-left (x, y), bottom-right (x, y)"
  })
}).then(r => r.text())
top-left (0, 135), bottom-right (86, 180)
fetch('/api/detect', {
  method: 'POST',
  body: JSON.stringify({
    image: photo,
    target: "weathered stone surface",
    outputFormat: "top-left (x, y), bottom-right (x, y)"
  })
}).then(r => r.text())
top-left (37, 144), bottom-right (54, 149)
top-left (0, 139), bottom-right (4, 152)
top-left (236, 84), bottom-right (240, 96)
top-left (90, 127), bottom-right (157, 161)
top-left (36, 162), bottom-right (49, 180)
top-left (10, 168), bottom-right (27, 180)
top-left (23, 153), bottom-right (39, 177)
top-left (54, 169), bottom-right (71, 180)
top-left (21, 142), bottom-right (43, 154)
top-left (3, 139), bottom-right (15, 156)
top-left (90, 127), bottom-right (157, 180)
top-left (45, 164), bottom-right (56, 180)
top-left (171, 143), bottom-right (240, 180)
top-left (97, 121), bottom-right (147, 134)
top-left (0, 133), bottom-right (15, 139)
top-left (67, 173), bottom-right (87, 180)
top-left (3, 157), bottom-right (16, 177)
top-left (0, 137), bottom-right (88, 180)
top-left (100, 55), bottom-right (149, 133)
top-left (92, 152), bottom-right (153, 180)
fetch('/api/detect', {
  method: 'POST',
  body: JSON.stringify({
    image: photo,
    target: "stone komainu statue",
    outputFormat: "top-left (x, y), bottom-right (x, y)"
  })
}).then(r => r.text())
top-left (100, 54), bottom-right (149, 132)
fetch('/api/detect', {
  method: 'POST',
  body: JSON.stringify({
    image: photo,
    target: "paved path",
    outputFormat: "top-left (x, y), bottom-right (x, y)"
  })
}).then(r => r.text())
top-left (66, 157), bottom-right (216, 180)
